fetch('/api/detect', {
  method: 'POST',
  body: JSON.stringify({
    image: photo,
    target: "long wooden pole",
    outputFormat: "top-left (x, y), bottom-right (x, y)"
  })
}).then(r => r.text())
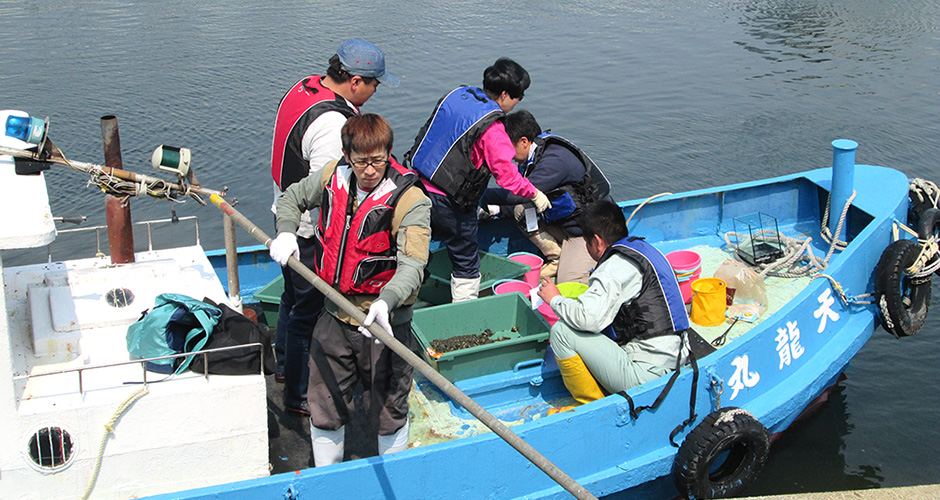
top-left (208, 193), bottom-right (598, 500)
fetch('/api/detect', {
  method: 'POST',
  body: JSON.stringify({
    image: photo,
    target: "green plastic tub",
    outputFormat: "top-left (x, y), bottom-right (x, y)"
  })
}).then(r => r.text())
top-left (411, 293), bottom-right (551, 382)
top-left (418, 248), bottom-right (531, 305)
top-left (253, 275), bottom-right (284, 326)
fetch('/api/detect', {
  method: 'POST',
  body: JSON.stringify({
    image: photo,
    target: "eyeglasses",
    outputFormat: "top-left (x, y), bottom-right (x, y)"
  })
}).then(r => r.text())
top-left (349, 157), bottom-right (389, 169)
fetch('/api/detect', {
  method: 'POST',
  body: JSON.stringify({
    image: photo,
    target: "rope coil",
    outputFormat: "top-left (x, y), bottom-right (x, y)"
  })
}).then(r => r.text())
top-left (723, 191), bottom-right (855, 280)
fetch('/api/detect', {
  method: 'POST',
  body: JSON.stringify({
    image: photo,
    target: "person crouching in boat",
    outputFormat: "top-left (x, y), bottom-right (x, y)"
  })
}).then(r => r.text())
top-left (269, 114), bottom-right (431, 465)
top-left (480, 109), bottom-right (610, 285)
top-left (537, 200), bottom-right (690, 404)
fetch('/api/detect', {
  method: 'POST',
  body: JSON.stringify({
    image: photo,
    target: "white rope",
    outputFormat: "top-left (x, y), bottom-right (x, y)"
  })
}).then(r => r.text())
top-left (81, 386), bottom-right (149, 500)
top-left (625, 192), bottom-right (673, 228)
top-left (908, 235), bottom-right (940, 279)
top-left (724, 191), bottom-right (856, 279)
top-left (910, 178), bottom-right (940, 211)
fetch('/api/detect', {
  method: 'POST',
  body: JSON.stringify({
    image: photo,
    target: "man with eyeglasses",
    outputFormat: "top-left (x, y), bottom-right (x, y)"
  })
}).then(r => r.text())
top-left (405, 57), bottom-right (552, 302)
top-left (269, 39), bottom-right (398, 418)
top-left (271, 114), bottom-right (431, 466)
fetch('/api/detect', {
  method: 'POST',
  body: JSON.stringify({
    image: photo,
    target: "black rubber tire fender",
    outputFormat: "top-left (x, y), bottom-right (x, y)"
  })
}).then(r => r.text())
top-left (916, 208), bottom-right (940, 277)
top-left (672, 407), bottom-right (771, 500)
top-left (875, 239), bottom-right (931, 338)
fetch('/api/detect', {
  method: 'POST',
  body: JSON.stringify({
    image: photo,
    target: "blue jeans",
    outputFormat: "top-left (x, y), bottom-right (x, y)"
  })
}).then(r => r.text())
top-left (428, 192), bottom-right (480, 279)
top-left (275, 235), bottom-right (325, 408)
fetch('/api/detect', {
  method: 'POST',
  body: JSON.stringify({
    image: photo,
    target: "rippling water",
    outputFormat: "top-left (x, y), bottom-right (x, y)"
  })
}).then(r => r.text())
top-left (2, 0), bottom-right (939, 494)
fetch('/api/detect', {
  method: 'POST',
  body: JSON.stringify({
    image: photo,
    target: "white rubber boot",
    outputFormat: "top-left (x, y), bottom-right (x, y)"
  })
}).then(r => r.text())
top-left (378, 421), bottom-right (410, 455)
top-left (310, 422), bottom-right (345, 467)
top-left (450, 274), bottom-right (480, 303)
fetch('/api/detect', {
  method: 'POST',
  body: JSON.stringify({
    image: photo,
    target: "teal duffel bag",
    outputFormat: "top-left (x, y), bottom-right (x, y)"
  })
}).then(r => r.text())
top-left (126, 293), bottom-right (222, 374)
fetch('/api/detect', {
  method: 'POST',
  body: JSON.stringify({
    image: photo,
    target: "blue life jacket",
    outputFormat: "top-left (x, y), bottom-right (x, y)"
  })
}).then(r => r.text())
top-left (405, 86), bottom-right (504, 211)
top-left (598, 237), bottom-right (690, 344)
top-left (527, 133), bottom-right (611, 225)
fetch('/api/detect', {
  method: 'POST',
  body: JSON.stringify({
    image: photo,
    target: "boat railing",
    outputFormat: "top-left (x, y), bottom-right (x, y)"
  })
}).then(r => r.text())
top-left (47, 215), bottom-right (200, 262)
top-left (13, 343), bottom-right (264, 395)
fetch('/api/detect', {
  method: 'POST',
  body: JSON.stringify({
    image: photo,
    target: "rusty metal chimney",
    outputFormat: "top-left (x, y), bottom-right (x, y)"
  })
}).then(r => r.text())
top-left (100, 115), bottom-right (135, 264)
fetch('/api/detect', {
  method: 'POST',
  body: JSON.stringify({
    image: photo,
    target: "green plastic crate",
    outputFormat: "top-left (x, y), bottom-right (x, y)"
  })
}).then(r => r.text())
top-left (411, 293), bottom-right (550, 382)
top-left (418, 248), bottom-right (530, 305)
top-left (253, 275), bottom-right (284, 326)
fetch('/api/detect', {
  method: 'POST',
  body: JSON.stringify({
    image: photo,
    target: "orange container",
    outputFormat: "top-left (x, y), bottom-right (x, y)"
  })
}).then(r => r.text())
top-left (690, 278), bottom-right (727, 327)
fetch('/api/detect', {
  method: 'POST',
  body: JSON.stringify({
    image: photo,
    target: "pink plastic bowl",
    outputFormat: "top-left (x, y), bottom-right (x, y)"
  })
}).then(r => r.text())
top-left (493, 279), bottom-right (533, 296)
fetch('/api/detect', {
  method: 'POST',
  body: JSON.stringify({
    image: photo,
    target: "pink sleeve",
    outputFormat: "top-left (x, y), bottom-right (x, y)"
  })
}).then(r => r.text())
top-left (472, 121), bottom-right (536, 199)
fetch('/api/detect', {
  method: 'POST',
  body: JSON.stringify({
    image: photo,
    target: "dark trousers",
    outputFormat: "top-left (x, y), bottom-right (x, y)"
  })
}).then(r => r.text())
top-left (307, 313), bottom-right (415, 435)
top-left (428, 192), bottom-right (481, 279)
top-left (275, 235), bottom-right (325, 408)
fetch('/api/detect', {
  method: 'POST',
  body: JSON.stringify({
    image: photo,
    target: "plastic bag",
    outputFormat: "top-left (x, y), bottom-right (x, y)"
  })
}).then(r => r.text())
top-left (713, 259), bottom-right (768, 322)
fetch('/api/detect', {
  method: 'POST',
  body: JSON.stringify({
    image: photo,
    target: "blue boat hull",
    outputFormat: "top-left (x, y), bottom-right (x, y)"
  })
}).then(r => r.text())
top-left (189, 164), bottom-right (909, 500)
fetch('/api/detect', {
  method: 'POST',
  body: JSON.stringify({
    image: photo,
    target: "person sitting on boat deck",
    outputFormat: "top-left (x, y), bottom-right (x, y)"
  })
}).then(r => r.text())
top-left (480, 109), bottom-right (611, 285)
top-left (271, 114), bottom-right (431, 466)
top-left (537, 200), bottom-right (691, 404)
top-left (269, 38), bottom-right (398, 417)
top-left (404, 57), bottom-right (551, 302)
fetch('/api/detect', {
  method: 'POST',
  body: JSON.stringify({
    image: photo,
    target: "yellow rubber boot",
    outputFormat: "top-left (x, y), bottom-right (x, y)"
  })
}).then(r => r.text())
top-left (556, 354), bottom-right (605, 404)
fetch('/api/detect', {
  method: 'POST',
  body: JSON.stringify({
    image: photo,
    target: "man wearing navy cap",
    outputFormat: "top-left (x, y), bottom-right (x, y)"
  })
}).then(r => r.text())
top-left (269, 39), bottom-right (398, 421)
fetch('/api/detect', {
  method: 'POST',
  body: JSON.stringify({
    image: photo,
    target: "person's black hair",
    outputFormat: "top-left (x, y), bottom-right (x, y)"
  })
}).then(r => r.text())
top-left (327, 54), bottom-right (378, 85)
top-left (483, 57), bottom-right (530, 100)
top-left (578, 200), bottom-right (628, 245)
top-left (504, 109), bottom-right (541, 144)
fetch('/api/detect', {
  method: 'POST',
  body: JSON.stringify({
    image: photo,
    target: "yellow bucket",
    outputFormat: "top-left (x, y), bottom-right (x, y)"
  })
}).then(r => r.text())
top-left (690, 278), bottom-right (727, 327)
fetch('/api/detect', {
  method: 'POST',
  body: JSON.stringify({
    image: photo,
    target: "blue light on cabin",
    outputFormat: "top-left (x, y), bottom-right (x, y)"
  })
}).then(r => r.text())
top-left (5, 115), bottom-right (45, 144)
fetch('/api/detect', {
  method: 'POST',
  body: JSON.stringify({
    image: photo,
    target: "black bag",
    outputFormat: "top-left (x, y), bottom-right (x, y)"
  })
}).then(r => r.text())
top-left (189, 298), bottom-right (275, 375)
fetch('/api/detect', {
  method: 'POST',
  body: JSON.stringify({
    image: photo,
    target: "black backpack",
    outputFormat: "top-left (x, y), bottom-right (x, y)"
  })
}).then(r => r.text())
top-left (189, 298), bottom-right (275, 376)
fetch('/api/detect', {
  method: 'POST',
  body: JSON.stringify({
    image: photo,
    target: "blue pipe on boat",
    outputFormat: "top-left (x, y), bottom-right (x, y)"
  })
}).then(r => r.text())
top-left (829, 139), bottom-right (858, 240)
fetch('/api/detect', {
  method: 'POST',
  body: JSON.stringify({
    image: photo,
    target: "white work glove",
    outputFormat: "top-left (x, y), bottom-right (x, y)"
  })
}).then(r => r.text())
top-left (358, 299), bottom-right (391, 345)
top-left (269, 232), bottom-right (299, 266)
top-left (531, 189), bottom-right (552, 213)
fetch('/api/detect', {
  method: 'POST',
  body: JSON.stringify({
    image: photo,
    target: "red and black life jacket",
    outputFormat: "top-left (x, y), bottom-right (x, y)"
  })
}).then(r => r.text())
top-left (270, 76), bottom-right (357, 191)
top-left (312, 159), bottom-right (418, 295)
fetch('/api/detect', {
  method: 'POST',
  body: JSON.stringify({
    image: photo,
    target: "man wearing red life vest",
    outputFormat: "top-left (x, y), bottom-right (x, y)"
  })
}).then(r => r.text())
top-left (269, 39), bottom-right (398, 417)
top-left (270, 114), bottom-right (431, 466)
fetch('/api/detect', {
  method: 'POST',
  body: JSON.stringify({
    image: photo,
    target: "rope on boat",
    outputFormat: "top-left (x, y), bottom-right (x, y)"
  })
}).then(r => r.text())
top-left (81, 386), bottom-right (149, 500)
top-left (910, 177), bottom-right (940, 211)
top-left (890, 221), bottom-right (940, 279)
top-left (625, 192), bottom-right (673, 228)
top-left (723, 191), bottom-right (876, 304)
top-left (811, 274), bottom-right (874, 305)
top-left (0, 144), bottom-right (213, 205)
top-left (908, 235), bottom-right (940, 278)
